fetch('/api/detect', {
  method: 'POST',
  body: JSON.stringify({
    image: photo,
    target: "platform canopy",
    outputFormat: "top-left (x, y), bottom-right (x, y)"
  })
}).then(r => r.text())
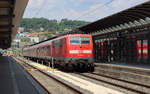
top-left (0, 0), bottom-right (29, 49)
top-left (73, 1), bottom-right (150, 35)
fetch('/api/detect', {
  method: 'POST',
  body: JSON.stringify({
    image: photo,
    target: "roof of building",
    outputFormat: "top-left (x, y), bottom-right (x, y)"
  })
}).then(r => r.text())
top-left (73, 1), bottom-right (150, 34)
top-left (0, 0), bottom-right (29, 49)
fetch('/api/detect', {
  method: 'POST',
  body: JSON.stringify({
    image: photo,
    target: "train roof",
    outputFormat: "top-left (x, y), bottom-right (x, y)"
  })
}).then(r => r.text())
top-left (24, 34), bottom-right (91, 50)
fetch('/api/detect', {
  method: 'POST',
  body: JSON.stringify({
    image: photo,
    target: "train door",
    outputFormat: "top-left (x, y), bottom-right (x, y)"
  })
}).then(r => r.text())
top-left (98, 40), bottom-right (106, 62)
top-left (125, 38), bottom-right (136, 63)
top-left (115, 37), bottom-right (126, 62)
top-left (104, 40), bottom-right (111, 62)
top-left (97, 40), bottom-right (101, 61)
top-left (98, 40), bottom-right (102, 61)
top-left (94, 39), bottom-right (105, 62)
top-left (36, 48), bottom-right (39, 58)
top-left (61, 38), bottom-right (66, 57)
top-left (148, 33), bottom-right (150, 63)
top-left (99, 41), bottom-right (105, 61)
top-left (107, 37), bottom-right (122, 63)
top-left (136, 40), bottom-right (148, 63)
top-left (107, 39), bottom-right (113, 62)
top-left (94, 40), bottom-right (99, 61)
top-left (109, 38), bottom-right (117, 62)
top-left (94, 39), bottom-right (107, 62)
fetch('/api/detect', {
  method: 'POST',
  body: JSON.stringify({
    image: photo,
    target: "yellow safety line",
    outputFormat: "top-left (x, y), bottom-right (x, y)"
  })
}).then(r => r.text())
top-left (26, 68), bottom-right (57, 71)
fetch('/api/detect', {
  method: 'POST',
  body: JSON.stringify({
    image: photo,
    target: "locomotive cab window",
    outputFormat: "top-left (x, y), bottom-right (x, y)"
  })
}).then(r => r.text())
top-left (70, 36), bottom-right (90, 44)
top-left (81, 37), bottom-right (90, 44)
top-left (70, 37), bottom-right (80, 44)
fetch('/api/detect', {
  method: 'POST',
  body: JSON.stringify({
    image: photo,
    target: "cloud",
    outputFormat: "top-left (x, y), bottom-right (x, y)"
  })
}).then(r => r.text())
top-left (75, 0), bottom-right (149, 21)
top-left (27, 0), bottom-right (44, 9)
top-left (23, 0), bottom-right (149, 21)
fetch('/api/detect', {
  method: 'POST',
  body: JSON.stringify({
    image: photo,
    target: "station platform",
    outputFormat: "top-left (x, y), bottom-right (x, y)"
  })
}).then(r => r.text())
top-left (0, 56), bottom-right (48, 94)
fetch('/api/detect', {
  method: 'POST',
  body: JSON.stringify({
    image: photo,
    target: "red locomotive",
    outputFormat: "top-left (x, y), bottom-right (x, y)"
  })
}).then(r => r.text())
top-left (23, 34), bottom-right (94, 72)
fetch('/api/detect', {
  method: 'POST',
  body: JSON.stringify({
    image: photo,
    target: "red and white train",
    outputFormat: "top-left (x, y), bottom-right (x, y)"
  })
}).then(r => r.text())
top-left (23, 34), bottom-right (94, 71)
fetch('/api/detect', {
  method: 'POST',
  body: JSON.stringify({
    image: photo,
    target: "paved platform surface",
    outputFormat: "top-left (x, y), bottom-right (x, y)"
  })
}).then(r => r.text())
top-left (0, 56), bottom-right (48, 94)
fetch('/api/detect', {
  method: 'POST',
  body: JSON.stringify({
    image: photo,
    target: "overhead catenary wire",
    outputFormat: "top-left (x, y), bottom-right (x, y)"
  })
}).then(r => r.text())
top-left (75, 0), bottom-right (115, 20)
top-left (75, 0), bottom-right (150, 21)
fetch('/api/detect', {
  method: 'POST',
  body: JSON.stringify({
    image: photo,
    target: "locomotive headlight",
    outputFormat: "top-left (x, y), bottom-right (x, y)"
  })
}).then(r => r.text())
top-left (69, 50), bottom-right (79, 54)
top-left (83, 50), bottom-right (92, 53)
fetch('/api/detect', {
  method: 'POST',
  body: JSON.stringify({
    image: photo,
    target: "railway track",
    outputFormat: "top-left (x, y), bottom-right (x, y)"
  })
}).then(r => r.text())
top-left (95, 63), bottom-right (150, 76)
top-left (22, 65), bottom-right (52, 94)
top-left (95, 64), bottom-right (150, 87)
top-left (75, 72), bottom-right (150, 94)
top-left (14, 57), bottom-right (83, 94)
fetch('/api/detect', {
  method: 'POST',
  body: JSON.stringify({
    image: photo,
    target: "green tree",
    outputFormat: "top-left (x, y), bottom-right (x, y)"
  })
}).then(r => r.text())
top-left (21, 18), bottom-right (90, 32)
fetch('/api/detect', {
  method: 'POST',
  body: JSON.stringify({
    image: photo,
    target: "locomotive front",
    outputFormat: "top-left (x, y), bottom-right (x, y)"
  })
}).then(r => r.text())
top-left (67, 34), bottom-right (93, 62)
top-left (65, 34), bottom-right (94, 71)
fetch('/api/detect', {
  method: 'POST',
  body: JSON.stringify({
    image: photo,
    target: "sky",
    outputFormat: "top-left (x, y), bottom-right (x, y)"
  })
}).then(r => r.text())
top-left (23, 0), bottom-right (149, 22)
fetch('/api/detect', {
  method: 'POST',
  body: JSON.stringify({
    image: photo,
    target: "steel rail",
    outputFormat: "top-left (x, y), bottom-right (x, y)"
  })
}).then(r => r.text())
top-left (15, 58), bottom-right (52, 94)
top-left (77, 73), bottom-right (148, 94)
top-left (91, 72), bottom-right (150, 88)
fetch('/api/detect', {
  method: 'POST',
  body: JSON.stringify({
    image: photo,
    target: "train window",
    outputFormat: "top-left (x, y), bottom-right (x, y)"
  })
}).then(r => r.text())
top-left (53, 40), bottom-right (58, 46)
top-left (46, 46), bottom-right (50, 51)
top-left (46, 46), bottom-right (49, 49)
top-left (70, 37), bottom-right (80, 44)
top-left (70, 37), bottom-right (90, 44)
top-left (43, 47), bottom-right (45, 52)
top-left (81, 37), bottom-right (90, 44)
top-left (53, 39), bottom-right (62, 47)
top-left (37, 48), bottom-right (40, 53)
top-left (136, 40), bottom-right (148, 59)
top-left (59, 39), bottom-right (63, 46)
top-left (70, 40), bottom-right (80, 44)
top-left (44, 46), bottom-right (49, 52)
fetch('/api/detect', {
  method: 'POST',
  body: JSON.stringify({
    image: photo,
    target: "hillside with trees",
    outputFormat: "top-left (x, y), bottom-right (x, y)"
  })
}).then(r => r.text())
top-left (21, 18), bottom-right (90, 32)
